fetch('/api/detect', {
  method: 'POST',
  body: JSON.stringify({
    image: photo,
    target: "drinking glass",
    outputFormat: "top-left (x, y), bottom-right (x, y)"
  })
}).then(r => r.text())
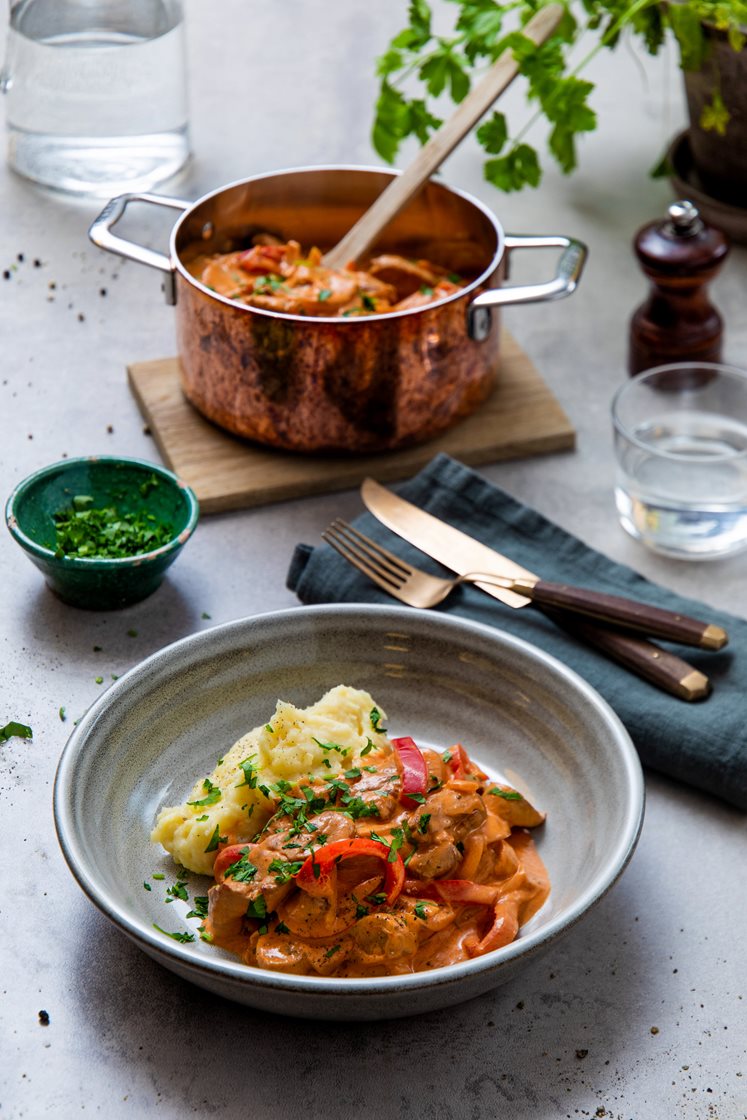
top-left (612, 362), bottom-right (747, 559)
top-left (1, 0), bottom-right (190, 196)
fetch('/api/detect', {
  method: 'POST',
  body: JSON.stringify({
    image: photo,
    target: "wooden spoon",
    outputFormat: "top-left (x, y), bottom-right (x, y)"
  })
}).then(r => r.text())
top-left (323, 3), bottom-right (564, 270)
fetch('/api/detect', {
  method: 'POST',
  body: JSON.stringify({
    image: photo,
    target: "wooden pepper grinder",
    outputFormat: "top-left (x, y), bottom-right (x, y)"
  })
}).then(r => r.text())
top-left (628, 200), bottom-right (730, 375)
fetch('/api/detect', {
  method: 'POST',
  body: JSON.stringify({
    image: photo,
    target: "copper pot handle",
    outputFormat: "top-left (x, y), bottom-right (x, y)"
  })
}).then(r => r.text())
top-left (468, 235), bottom-right (588, 340)
top-left (88, 193), bottom-right (191, 305)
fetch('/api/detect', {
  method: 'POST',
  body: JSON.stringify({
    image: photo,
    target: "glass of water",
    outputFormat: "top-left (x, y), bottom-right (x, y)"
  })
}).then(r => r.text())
top-left (1, 0), bottom-right (190, 196)
top-left (612, 362), bottom-right (747, 559)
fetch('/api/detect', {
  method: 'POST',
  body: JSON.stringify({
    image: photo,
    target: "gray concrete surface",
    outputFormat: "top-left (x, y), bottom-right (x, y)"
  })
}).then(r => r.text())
top-left (1, 3), bottom-right (745, 1118)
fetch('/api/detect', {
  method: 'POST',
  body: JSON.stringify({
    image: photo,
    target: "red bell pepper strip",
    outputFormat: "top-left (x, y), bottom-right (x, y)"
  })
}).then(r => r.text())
top-left (468, 896), bottom-right (520, 956)
top-left (446, 744), bottom-right (471, 779)
top-left (446, 743), bottom-right (488, 782)
top-left (294, 838), bottom-right (405, 906)
top-left (391, 735), bottom-right (429, 808)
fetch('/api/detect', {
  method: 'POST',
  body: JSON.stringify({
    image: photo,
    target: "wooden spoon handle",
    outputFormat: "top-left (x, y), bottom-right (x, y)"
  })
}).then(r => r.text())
top-left (527, 580), bottom-right (727, 650)
top-left (323, 3), bottom-right (565, 270)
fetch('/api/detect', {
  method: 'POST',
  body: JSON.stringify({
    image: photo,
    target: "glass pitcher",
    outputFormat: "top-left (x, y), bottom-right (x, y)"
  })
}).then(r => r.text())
top-left (1, 0), bottom-right (190, 195)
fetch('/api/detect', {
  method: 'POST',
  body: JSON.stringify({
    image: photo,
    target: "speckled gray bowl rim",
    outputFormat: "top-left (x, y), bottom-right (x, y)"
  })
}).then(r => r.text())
top-left (53, 604), bottom-right (644, 1003)
top-left (5, 455), bottom-right (200, 566)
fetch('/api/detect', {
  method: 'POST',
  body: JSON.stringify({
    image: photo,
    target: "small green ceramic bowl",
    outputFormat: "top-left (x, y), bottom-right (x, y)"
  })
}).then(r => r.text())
top-left (5, 456), bottom-right (200, 609)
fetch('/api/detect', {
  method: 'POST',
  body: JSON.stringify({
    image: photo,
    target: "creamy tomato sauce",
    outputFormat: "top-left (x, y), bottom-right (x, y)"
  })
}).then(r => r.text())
top-left (204, 736), bottom-right (549, 977)
top-left (186, 236), bottom-right (464, 317)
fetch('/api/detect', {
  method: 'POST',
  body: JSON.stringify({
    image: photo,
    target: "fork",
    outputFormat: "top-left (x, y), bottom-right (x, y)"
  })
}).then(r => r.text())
top-left (321, 518), bottom-right (712, 700)
top-left (321, 519), bottom-right (725, 650)
top-left (323, 518), bottom-right (531, 608)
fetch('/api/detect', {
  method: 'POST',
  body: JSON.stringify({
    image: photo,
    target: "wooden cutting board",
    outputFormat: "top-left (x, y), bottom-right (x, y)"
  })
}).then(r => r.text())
top-left (127, 329), bottom-right (574, 513)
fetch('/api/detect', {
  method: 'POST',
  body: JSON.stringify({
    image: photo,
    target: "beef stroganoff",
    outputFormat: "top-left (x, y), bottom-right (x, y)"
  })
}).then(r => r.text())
top-left (151, 685), bottom-right (549, 977)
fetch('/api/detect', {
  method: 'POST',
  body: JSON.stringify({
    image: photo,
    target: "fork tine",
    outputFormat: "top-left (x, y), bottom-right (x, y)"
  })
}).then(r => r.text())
top-left (322, 528), bottom-right (407, 599)
top-left (329, 520), bottom-right (412, 579)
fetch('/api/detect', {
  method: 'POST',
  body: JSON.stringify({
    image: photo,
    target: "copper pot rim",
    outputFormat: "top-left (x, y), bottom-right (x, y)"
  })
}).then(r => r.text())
top-left (168, 163), bottom-right (504, 327)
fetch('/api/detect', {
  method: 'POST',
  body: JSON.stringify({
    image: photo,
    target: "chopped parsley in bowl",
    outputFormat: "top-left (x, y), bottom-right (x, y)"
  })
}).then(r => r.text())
top-left (5, 456), bottom-right (199, 609)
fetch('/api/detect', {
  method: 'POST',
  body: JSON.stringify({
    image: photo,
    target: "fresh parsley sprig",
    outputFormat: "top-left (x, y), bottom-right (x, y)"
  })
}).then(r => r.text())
top-left (372, 0), bottom-right (745, 191)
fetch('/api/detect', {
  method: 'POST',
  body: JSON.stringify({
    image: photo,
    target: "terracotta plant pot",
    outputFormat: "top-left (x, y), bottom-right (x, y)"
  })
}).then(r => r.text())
top-left (684, 23), bottom-right (747, 207)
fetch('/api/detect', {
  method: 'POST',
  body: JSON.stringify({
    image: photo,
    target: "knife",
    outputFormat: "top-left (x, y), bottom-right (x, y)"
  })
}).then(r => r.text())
top-left (360, 477), bottom-right (713, 702)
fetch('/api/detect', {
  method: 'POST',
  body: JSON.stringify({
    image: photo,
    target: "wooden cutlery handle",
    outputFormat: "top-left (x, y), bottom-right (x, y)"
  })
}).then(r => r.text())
top-left (529, 580), bottom-right (727, 650)
top-left (545, 610), bottom-right (711, 701)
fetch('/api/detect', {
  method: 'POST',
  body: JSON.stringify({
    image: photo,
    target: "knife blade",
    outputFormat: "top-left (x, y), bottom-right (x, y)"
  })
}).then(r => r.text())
top-left (360, 477), bottom-right (711, 702)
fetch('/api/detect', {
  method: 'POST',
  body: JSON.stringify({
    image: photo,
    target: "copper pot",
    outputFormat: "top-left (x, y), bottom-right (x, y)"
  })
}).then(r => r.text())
top-left (90, 166), bottom-right (587, 453)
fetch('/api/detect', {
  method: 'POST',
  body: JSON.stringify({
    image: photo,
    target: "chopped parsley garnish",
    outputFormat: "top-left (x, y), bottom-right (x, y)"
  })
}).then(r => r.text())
top-left (223, 850), bottom-right (258, 882)
top-left (268, 859), bottom-right (304, 884)
top-left (408, 792), bottom-right (426, 804)
top-left (366, 893), bottom-right (386, 906)
top-left (265, 723), bottom-right (275, 734)
top-left (143, 882), bottom-right (152, 891)
top-left (417, 813), bottom-right (431, 835)
top-left (313, 737), bottom-right (349, 756)
top-left (370, 829), bottom-right (405, 862)
top-left (344, 767), bottom-right (362, 780)
top-left (275, 921), bottom-right (290, 934)
top-left (58, 707), bottom-right (66, 722)
top-left (414, 901), bottom-right (428, 920)
top-left (95, 676), bottom-right (103, 685)
top-left (489, 787), bottom-right (524, 801)
top-left (388, 828), bottom-right (405, 863)
top-left (324, 777), bottom-right (348, 800)
top-left (195, 814), bottom-right (209, 822)
top-left (363, 765), bottom-right (378, 773)
top-left (153, 923), bottom-right (195, 943)
top-left (204, 824), bottom-right (226, 853)
top-left (236, 756), bottom-right (259, 789)
top-left (53, 499), bottom-right (173, 559)
top-left (441, 750), bottom-right (453, 763)
top-left (152, 873), bottom-right (165, 881)
top-left (419, 285), bottom-right (434, 295)
top-left (186, 896), bottom-right (209, 920)
top-left (322, 758), bottom-right (332, 769)
top-left (361, 739), bottom-right (374, 756)
top-left (355, 902), bottom-right (369, 920)
top-left (188, 779), bottom-right (222, 807)
top-left (361, 294), bottom-right (376, 312)
top-left (0, 721), bottom-right (33, 742)
top-left (253, 274), bottom-right (284, 292)
top-left (166, 881), bottom-right (189, 903)
top-left (318, 288), bottom-right (332, 301)
top-left (369, 707), bottom-right (387, 733)
top-left (139, 474), bottom-right (160, 498)
top-left (246, 896), bottom-right (267, 920)
top-left (325, 944), bottom-right (342, 958)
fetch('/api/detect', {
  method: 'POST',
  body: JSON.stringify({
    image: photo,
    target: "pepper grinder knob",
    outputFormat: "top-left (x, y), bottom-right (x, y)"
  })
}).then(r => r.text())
top-left (628, 199), bottom-right (730, 375)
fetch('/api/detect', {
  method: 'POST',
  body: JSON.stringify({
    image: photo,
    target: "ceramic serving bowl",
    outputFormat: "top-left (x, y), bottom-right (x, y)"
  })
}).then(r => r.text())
top-left (5, 456), bottom-right (199, 609)
top-left (53, 604), bottom-right (644, 1020)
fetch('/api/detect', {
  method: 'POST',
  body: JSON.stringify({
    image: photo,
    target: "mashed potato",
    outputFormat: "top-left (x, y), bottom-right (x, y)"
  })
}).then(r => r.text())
top-left (151, 685), bottom-right (390, 874)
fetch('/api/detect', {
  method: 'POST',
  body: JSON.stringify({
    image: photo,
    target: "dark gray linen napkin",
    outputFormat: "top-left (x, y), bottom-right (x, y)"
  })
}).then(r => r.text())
top-left (287, 453), bottom-right (747, 811)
